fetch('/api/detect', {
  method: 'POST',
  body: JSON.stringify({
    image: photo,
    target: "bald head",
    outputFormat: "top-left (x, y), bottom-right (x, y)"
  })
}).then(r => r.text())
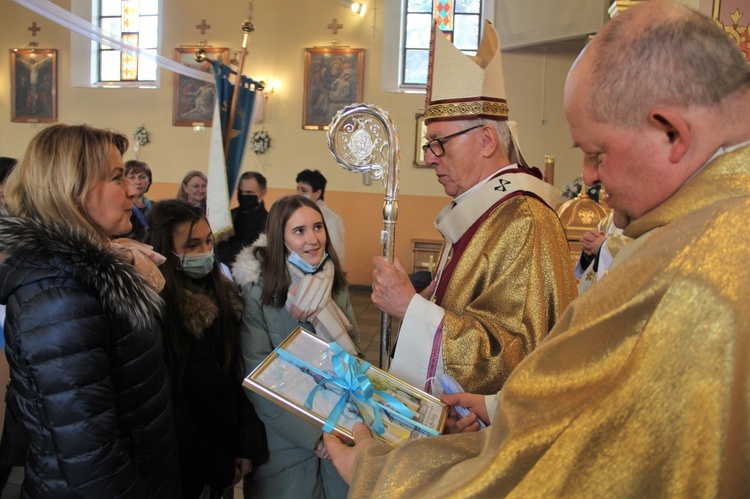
top-left (570, 0), bottom-right (750, 129)
top-left (563, 1), bottom-right (750, 224)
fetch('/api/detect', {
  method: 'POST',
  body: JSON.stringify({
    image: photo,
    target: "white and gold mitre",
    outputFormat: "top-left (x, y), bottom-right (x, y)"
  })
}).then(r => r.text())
top-left (425, 20), bottom-right (508, 123)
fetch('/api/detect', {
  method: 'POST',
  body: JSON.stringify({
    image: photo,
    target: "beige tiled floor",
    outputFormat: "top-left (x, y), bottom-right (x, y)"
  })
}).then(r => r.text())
top-left (1, 286), bottom-right (389, 498)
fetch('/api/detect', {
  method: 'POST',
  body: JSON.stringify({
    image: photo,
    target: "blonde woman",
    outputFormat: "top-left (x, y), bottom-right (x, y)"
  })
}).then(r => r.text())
top-left (0, 124), bottom-right (179, 497)
top-left (177, 169), bottom-right (208, 212)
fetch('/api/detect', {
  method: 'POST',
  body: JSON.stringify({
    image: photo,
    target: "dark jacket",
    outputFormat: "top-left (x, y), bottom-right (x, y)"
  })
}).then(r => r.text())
top-left (126, 198), bottom-right (151, 242)
top-left (216, 204), bottom-right (268, 265)
top-left (0, 216), bottom-right (180, 498)
top-left (170, 276), bottom-right (268, 497)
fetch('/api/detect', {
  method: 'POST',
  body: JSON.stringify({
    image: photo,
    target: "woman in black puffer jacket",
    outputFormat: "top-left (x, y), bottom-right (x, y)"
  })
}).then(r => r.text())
top-left (0, 124), bottom-right (180, 497)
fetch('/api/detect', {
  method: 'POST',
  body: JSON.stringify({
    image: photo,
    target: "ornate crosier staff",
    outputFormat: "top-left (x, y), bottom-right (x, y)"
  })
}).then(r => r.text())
top-left (327, 104), bottom-right (400, 370)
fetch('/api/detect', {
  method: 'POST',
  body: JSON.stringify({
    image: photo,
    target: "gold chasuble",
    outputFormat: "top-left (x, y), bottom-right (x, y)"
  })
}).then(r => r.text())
top-left (390, 21), bottom-right (577, 396)
top-left (350, 145), bottom-right (750, 497)
top-left (437, 172), bottom-right (577, 394)
top-left (390, 168), bottom-right (577, 395)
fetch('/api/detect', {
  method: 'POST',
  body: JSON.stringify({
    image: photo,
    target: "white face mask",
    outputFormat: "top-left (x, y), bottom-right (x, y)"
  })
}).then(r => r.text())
top-left (284, 240), bottom-right (328, 274)
top-left (300, 194), bottom-right (312, 200)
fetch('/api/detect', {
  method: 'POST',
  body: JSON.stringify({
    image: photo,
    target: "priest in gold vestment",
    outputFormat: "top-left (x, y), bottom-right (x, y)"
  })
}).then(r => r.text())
top-left (373, 21), bottom-right (577, 396)
top-left (325, 2), bottom-right (750, 495)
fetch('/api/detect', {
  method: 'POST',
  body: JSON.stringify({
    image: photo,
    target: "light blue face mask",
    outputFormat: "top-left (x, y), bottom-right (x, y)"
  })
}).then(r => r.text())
top-left (287, 249), bottom-right (328, 274)
top-left (175, 251), bottom-right (214, 279)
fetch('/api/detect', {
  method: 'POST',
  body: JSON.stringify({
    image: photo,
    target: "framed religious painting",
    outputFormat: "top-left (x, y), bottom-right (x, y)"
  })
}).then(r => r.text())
top-left (172, 47), bottom-right (228, 126)
top-left (710, 0), bottom-right (750, 62)
top-left (302, 47), bottom-right (364, 130)
top-left (10, 48), bottom-right (57, 123)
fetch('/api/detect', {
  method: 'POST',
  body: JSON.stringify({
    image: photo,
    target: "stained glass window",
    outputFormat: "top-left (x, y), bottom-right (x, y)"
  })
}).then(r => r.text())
top-left (403, 0), bottom-right (482, 86)
top-left (98, 0), bottom-right (158, 82)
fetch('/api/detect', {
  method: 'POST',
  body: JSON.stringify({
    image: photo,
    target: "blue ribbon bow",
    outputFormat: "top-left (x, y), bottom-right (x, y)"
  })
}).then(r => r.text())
top-left (305, 343), bottom-right (414, 435)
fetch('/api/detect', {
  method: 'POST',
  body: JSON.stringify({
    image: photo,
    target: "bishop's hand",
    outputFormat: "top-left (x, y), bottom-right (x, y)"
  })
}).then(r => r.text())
top-left (371, 256), bottom-right (415, 320)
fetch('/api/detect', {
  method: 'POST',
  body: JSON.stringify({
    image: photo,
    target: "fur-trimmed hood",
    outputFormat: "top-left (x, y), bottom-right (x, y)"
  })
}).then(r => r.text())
top-left (175, 277), bottom-right (244, 338)
top-left (231, 233), bottom-right (267, 289)
top-left (0, 215), bottom-right (163, 330)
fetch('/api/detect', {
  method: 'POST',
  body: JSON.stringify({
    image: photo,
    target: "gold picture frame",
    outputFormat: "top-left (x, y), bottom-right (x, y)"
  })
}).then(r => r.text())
top-left (10, 48), bottom-right (57, 123)
top-left (712, 0), bottom-right (750, 62)
top-left (244, 327), bottom-right (447, 447)
top-left (302, 47), bottom-right (365, 130)
top-left (172, 47), bottom-right (228, 126)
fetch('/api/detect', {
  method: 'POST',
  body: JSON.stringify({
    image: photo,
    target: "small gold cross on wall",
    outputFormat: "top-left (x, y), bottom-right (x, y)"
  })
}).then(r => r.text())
top-left (327, 18), bottom-right (343, 35)
top-left (196, 19), bottom-right (211, 35)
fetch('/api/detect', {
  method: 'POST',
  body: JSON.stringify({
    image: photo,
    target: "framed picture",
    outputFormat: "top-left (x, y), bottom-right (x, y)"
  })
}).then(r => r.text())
top-left (10, 49), bottom-right (57, 123)
top-left (302, 47), bottom-right (364, 130)
top-left (172, 47), bottom-right (228, 126)
top-left (244, 327), bottom-right (447, 447)
top-left (413, 112), bottom-right (429, 168)
top-left (712, 0), bottom-right (750, 62)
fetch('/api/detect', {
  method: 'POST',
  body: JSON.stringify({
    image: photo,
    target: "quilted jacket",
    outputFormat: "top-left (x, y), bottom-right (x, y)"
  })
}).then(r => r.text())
top-left (0, 216), bottom-right (180, 498)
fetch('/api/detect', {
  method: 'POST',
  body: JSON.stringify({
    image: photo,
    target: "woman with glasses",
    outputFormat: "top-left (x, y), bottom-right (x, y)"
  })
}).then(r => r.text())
top-left (145, 199), bottom-right (268, 498)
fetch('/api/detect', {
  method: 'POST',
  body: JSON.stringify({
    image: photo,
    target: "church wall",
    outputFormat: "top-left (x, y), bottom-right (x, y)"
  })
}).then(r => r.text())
top-left (0, 0), bottom-right (588, 284)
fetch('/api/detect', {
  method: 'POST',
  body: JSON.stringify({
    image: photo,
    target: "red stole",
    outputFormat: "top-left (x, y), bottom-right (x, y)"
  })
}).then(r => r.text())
top-left (433, 167), bottom-right (548, 306)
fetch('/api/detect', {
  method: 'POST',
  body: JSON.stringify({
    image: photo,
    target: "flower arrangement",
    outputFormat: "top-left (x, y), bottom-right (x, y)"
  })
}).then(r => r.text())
top-left (133, 125), bottom-right (150, 146)
top-left (561, 176), bottom-right (601, 202)
top-left (252, 130), bottom-right (271, 154)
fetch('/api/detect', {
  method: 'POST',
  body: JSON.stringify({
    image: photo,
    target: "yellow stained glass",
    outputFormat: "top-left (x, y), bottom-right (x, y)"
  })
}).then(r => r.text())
top-left (121, 0), bottom-right (140, 32)
top-left (99, 0), bottom-right (158, 82)
top-left (121, 33), bottom-right (139, 80)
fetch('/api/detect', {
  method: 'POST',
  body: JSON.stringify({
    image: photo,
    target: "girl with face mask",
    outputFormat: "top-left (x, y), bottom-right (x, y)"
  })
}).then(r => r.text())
top-left (231, 195), bottom-right (361, 499)
top-left (145, 199), bottom-right (268, 498)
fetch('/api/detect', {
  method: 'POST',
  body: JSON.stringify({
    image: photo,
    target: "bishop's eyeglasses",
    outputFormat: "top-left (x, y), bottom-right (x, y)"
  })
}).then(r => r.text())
top-left (421, 124), bottom-right (484, 158)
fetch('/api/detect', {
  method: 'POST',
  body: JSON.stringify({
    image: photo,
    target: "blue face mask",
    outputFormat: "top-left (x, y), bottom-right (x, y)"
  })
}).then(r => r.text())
top-left (287, 250), bottom-right (328, 274)
top-left (176, 251), bottom-right (214, 279)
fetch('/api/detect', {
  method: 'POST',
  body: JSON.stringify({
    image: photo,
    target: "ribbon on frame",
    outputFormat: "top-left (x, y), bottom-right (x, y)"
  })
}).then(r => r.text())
top-left (276, 343), bottom-right (428, 437)
top-left (305, 344), bottom-right (389, 434)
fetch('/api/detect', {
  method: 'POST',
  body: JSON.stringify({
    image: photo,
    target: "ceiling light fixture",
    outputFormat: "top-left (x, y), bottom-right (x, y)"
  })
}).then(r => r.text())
top-left (341, 0), bottom-right (367, 17)
top-left (351, 2), bottom-right (367, 17)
